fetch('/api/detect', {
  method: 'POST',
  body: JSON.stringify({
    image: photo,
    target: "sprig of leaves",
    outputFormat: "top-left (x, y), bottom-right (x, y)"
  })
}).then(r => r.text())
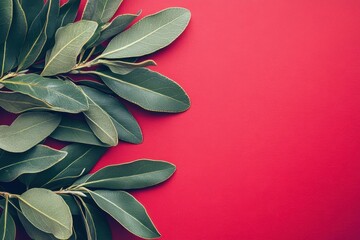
top-left (0, 0), bottom-right (190, 239)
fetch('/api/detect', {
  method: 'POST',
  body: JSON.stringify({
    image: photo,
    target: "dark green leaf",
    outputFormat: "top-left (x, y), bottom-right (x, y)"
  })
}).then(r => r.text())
top-left (17, 0), bottom-right (59, 70)
top-left (83, 94), bottom-right (118, 146)
top-left (98, 59), bottom-right (156, 75)
top-left (58, 0), bottom-right (80, 27)
top-left (0, 1), bottom-right (13, 45)
top-left (77, 79), bottom-right (113, 94)
top-left (82, 0), bottom-right (123, 24)
top-left (31, 143), bottom-right (107, 189)
top-left (89, 190), bottom-right (160, 239)
top-left (81, 86), bottom-right (143, 144)
top-left (0, 112), bottom-right (61, 153)
top-left (99, 8), bottom-right (191, 59)
top-left (21, 0), bottom-right (43, 27)
top-left (51, 117), bottom-right (109, 147)
top-left (0, 91), bottom-right (51, 114)
top-left (96, 68), bottom-right (191, 112)
top-left (0, 0), bottom-right (27, 76)
top-left (3, 74), bottom-right (89, 113)
top-left (95, 13), bottom-right (139, 46)
top-left (79, 160), bottom-right (175, 190)
top-left (0, 145), bottom-right (67, 182)
top-left (42, 20), bottom-right (98, 76)
top-left (0, 197), bottom-right (16, 240)
top-left (19, 188), bottom-right (73, 239)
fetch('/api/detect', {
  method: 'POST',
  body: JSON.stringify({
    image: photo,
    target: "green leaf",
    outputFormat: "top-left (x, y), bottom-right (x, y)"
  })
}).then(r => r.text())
top-left (96, 68), bottom-right (191, 112)
top-left (98, 59), bottom-right (156, 75)
top-left (79, 160), bottom-right (175, 190)
top-left (51, 117), bottom-right (109, 147)
top-left (83, 94), bottom-right (118, 146)
top-left (0, 91), bottom-right (50, 114)
top-left (95, 13), bottom-right (139, 45)
top-left (17, 0), bottom-right (59, 70)
top-left (89, 190), bottom-right (160, 239)
top-left (21, 0), bottom-right (43, 27)
top-left (42, 20), bottom-right (98, 76)
top-left (0, 145), bottom-right (67, 182)
top-left (99, 8), bottom-right (191, 59)
top-left (30, 143), bottom-right (107, 189)
top-left (19, 188), bottom-right (73, 239)
top-left (77, 199), bottom-right (112, 240)
top-left (0, 0), bottom-right (27, 76)
top-left (82, 0), bottom-right (123, 24)
top-left (0, 197), bottom-right (16, 240)
top-left (3, 74), bottom-right (89, 113)
top-left (81, 86), bottom-right (143, 144)
top-left (58, 0), bottom-right (80, 27)
top-left (0, 1), bottom-right (13, 45)
top-left (62, 195), bottom-right (80, 215)
top-left (18, 212), bottom-right (58, 240)
top-left (77, 79), bottom-right (113, 94)
top-left (0, 112), bottom-right (61, 153)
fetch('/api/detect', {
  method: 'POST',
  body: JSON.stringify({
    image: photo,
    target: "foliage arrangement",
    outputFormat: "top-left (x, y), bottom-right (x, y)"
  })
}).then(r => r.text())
top-left (0, 0), bottom-right (191, 239)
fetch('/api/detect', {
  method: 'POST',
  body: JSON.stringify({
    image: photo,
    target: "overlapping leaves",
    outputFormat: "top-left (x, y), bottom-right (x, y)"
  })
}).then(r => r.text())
top-left (0, 0), bottom-right (190, 239)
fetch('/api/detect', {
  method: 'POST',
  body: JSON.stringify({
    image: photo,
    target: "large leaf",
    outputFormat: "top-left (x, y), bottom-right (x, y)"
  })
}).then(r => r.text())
top-left (20, 0), bottom-right (43, 27)
top-left (19, 188), bottom-right (73, 239)
top-left (58, 0), bottom-right (80, 27)
top-left (17, 0), bottom-right (59, 70)
top-left (42, 20), bottom-right (98, 76)
top-left (94, 13), bottom-right (139, 45)
top-left (83, 94), bottom-right (118, 146)
top-left (3, 74), bottom-right (89, 113)
top-left (97, 59), bottom-right (156, 75)
top-left (96, 68), bottom-right (191, 112)
top-left (0, 145), bottom-right (67, 182)
top-left (81, 86), bottom-right (143, 144)
top-left (99, 8), bottom-right (191, 59)
top-left (0, 112), bottom-right (61, 153)
top-left (0, 0), bottom-right (27, 76)
top-left (0, 197), bottom-right (16, 240)
top-left (0, 1), bottom-right (12, 45)
top-left (30, 144), bottom-right (107, 189)
top-left (78, 160), bottom-right (175, 190)
top-left (51, 117), bottom-right (109, 146)
top-left (82, 0), bottom-right (123, 24)
top-left (18, 212), bottom-right (58, 240)
top-left (0, 91), bottom-right (50, 114)
top-left (89, 190), bottom-right (160, 239)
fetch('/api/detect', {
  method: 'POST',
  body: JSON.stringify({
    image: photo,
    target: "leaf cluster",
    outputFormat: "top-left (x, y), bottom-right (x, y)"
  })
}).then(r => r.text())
top-left (0, 0), bottom-right (191, 239)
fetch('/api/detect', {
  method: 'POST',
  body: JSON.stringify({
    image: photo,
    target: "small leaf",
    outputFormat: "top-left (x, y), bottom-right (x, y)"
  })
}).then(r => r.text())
top-left (0, 145), bottom-right (67, 182)
top-left (0, 112), bottom-right (61, 153)
top-left (51, 117), bottom-right (109, 147)
top-left (17, 0), bottom-right (59, 70)
top-left (89, 190), bottom-right (160, 239)
top-left (58, 0), bottom-right (80, 27)
top-left (30, 143), bottom-right (107, 189)
top-left (19, 188), bottom-right (73, 239)
top-left (100, 8), bottom-right (191, 59)
top-left (95, 13), bottom-right (139, 45)
top-left (3, 74), bottom-right (89, 113)
top-left (83, 94), bottom-right (118, 146)
top-left (79, 160), bottom-right (175, 190)
top-left (82, 0), bottom-right (123, 24)
top-left (81, 86), bottom-right (143, 144)
top-left (42, 20), bottom-right (98, 76)
top-left (0, 197), bottom-right (16, 240)
top-left (98, 59), bottom-right (156, 75)
top-left (0, 91), bottom-right (50, 114)
top-left (96, 68), bottom-right (191, 112)
top-left (0, 0), bottom-right (13, 45)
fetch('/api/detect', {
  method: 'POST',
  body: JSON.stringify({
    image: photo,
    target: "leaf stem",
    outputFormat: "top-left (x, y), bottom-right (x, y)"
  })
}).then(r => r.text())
top-left (0, 191), bottom-right (20, 199)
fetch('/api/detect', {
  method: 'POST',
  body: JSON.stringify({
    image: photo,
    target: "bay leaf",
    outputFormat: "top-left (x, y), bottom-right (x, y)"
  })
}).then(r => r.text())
top-left (58, 0), bottom-right (80, 27)
top-left (97, 59), bottom-right (156, 75)
top-left (0, 1), bottom-right (13, 45)
top-left (0, 197), bottom-right (16, 240)
top-left (0, 91), bottom-right (51, 114)
top-left (82, 0), bottom-right (123, 24)
top-left (20, 0), bottom-right (43, 27)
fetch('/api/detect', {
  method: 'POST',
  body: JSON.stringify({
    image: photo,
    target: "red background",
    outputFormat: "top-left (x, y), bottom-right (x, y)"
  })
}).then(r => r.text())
top-left (21, 0), bottom-right (360, 239)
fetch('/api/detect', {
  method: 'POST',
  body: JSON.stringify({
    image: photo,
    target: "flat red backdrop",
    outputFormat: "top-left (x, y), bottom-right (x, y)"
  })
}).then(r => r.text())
top-left (16, 0), bottom-right (360, 239)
